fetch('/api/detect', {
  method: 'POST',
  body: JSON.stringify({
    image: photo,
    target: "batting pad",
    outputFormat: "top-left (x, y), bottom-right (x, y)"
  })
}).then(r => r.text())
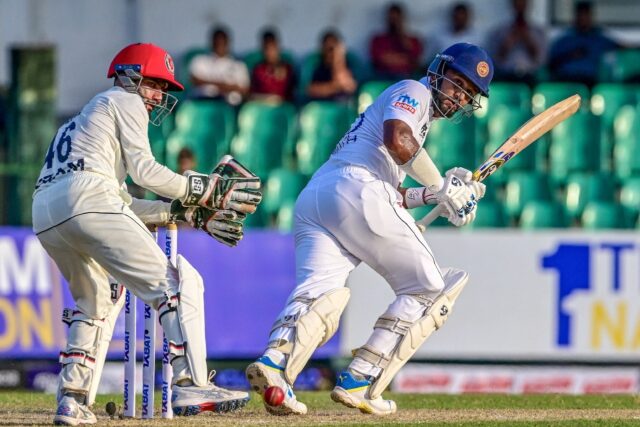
top-left (367, 268), bottom-right (468, 399)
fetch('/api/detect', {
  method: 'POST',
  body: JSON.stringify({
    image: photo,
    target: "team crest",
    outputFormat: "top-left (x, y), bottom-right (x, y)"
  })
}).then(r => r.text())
top-left (165, 53), bottom-right (175, 75)
top-left (476, 61), bottom-right (489, 78)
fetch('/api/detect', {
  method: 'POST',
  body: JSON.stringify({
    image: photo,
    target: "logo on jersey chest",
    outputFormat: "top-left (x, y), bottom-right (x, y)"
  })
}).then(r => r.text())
top-left (393, 94), bottom-right (419, 114)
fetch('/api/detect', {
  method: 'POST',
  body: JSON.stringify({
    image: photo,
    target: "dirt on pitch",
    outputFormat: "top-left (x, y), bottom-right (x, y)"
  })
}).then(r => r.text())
top-left (2, 392), bottom-right (640, 426)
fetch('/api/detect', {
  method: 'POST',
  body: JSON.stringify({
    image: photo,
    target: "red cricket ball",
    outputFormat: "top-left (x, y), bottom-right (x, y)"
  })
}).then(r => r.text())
top-left (264, 386), bottom-right (285, 407)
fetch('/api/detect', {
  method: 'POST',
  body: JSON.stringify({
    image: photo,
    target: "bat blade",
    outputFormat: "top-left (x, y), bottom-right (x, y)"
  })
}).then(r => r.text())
top-left (416, 94), bottom-right (582, 230)
top-left (472, 94), bottom-right (581, 182)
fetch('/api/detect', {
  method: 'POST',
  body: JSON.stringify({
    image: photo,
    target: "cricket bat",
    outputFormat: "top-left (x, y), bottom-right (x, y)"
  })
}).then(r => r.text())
top-left (416, 94), bottom-right (582, 231)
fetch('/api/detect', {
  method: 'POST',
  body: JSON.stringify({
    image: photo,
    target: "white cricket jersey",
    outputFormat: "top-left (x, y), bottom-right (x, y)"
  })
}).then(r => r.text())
top-left (32, 87), bottom-right (186, 232)
top-left (327, 77), bottom-right (434, 188)
top-left (34, 86), bottom-right (187, 197)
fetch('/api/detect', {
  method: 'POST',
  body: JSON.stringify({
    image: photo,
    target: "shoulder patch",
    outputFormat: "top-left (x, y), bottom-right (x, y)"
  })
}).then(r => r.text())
top-left (393, 93), bottom-right (420, 114)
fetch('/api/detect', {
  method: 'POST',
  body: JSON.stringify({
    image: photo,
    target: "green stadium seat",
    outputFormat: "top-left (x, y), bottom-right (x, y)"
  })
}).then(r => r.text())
top-left (296, 101), bottom-right (355, 176)
top-left (175, 100), bottom-right (235, 138)
top-left (475, 82), bottom-right (531, 121)
top-left (548, 111), bottom-right (600, 184)
top-left (483, 107), bottom-right (536, 180)
top-left (357, 80), bottom-right (394, 113)
top-left (262, 168), bottom-right (307, 216)
top-left (532, 82), bottom-right (590, 114)
top-left (531, 83), bottom-right (590, 172)
top-left (426, 116), bottom-right (476, 173)
top-left (230, 101), bottom-right (297, 179)
top-left (275, 201), bottom-right (296, 231)
top-left (243, 208), bottom-right (267, 229)
top-left (613, 105), bottom-right (640, 181)
top-left (475, 82), bottom-right (532, 164)
top-left (467, 200), bottom-right (508, 228)
top-left (147, 115), bottom-right (175, 164)
top-left (599, 49), bottom-right (640, 83)
top-left (520, 200), bottom-right (567, 229)
top-left (562, 173), bottom-right (615, 222)
top-left (166, 100), bottom-right (236, 171)
top-left (581, 201), bottom-right (628, 229)
top-left (619, 176), bottom-right (640, 226)
top-left (590, 83), bottom-right (640, 171)
top-left (503, 172), bottom-right (552, 220)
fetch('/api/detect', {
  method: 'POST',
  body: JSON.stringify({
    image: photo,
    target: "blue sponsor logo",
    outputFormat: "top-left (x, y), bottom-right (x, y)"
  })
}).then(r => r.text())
top-left (162, 382), bottom-right (170, 412)
top-left (123, 379), bottom-right (131, 410)
top-left (543, 241), bottom-right (638, 349)
top-left (124, 331), bottom-right (131, 362)
top-left (397, 94), bottom-right (419, 108)
top-left (142, 384), bottom-right (151, 416)
top-left (393, 94), bottom-right (420, 114)
top-left (143, 333), bottom-right (152, 367)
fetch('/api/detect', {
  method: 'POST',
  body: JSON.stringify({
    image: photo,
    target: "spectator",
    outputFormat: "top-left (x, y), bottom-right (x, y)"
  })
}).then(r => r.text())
top-left (429, 3), bottom-right (482, 60)
top-left (369, 3), bottom-right (424, 80)
top-left (306, 30), bottom-right (358, 102)
top-left (548, 1), bottom-right (620, 87)
top-left (189, 25), bottom-right (250, 105)
top-left (250, 29), bottom-right (296, 103)
top-left (486, 0), bottom-right (546, 86)
top-left (177, 147), bottom-right (197, 174)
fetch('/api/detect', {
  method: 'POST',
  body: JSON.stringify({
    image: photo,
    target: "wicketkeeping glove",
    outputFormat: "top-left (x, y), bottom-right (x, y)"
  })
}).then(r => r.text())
top-left (170, 200), bottom-right (245, 247)
top-left (182, 155), bottom-right (262, 214)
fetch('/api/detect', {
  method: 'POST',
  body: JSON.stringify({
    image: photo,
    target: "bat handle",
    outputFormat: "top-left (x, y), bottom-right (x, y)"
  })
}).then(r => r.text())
top-left (416, 205), bottom-right (444, 232)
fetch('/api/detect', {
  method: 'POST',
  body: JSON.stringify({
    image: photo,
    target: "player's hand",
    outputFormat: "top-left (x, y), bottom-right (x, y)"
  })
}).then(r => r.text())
top-left (170, 200), bottom-right (245, 247)
top-left (434, 168), bottom-right (480, 227)
top-left (182, 155), bottom-right (262, 214)
top-left (447, 167), bottom-right (486, 200)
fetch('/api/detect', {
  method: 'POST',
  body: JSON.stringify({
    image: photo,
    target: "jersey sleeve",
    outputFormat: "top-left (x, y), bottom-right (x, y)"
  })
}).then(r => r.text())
top-left (111, 94), bottom-right (188, 200)
top-left (129, 197), bottom-right (172, 225)
top-left (382, 80), bottom-right (431, 132)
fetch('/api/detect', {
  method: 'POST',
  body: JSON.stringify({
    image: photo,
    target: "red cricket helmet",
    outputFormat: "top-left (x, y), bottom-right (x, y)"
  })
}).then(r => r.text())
top-left (107, 43), bottom-right (184, 91)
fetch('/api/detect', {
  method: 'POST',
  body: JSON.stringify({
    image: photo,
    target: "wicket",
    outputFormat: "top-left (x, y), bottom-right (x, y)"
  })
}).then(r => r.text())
top-left (123, 223), bottom-right (177, 419)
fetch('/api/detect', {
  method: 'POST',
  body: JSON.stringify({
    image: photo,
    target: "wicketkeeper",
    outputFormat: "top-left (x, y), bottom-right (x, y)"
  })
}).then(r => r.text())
top-left (32, 43), bottom-right (262, 426)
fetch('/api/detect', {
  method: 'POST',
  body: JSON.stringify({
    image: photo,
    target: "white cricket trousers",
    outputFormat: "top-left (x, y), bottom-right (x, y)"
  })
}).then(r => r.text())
top-left (270, 164), bottom-right (446, 345)
top-left (32, 172), bottom-right (186, 396)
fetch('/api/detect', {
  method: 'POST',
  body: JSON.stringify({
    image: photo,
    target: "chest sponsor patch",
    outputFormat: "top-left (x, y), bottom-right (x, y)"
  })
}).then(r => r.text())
top-left (393, 93), bottom-right (420, 114)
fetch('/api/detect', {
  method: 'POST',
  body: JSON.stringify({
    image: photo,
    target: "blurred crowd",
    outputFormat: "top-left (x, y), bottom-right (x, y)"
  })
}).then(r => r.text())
top-left (183, 0), bottom-right (634, 108)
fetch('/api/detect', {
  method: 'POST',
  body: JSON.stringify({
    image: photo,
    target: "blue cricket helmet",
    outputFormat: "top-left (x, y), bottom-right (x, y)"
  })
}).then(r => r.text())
top-left (428, 43), bottom-right (494, 97)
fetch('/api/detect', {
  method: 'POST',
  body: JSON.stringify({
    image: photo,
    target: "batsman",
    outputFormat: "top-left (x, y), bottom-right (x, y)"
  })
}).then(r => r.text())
top-left (32, 43), bottom-right (262, 425)
top-left (246, 43), bottom-right (492, 415)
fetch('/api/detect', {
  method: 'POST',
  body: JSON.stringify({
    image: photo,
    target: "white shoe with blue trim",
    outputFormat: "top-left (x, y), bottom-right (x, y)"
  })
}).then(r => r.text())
top-left (331, 370), bottom-right (397, 415)
top-left (245, 356), bottom-right (308, 415)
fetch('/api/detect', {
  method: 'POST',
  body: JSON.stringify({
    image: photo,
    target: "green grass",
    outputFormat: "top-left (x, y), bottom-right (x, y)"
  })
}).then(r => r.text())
top-left (1, 390), bottom-right (639, 426)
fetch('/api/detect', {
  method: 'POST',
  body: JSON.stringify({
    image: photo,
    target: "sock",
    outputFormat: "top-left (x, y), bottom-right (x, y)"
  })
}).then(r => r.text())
top-left (264, 348), bottom-right (287, 368)
top-left (348, 357), bottom-right (380, 378)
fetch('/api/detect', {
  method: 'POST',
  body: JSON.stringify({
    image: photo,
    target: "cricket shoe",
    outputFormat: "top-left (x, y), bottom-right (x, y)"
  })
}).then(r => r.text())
top-left (172, 371), bottom-right (250, 416)
top-left (331, 370), bottom-right (397, 415)
top-left (53, 395), bottom-right (97, 426)
top-left (245, 356), bottom-right (307, 415)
